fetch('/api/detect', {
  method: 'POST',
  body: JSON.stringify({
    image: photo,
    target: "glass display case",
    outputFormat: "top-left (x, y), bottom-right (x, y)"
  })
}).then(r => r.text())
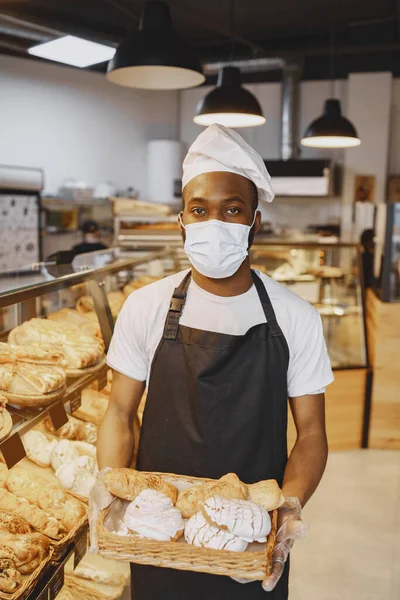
top-left (250, 241), bottom-right (368, 370)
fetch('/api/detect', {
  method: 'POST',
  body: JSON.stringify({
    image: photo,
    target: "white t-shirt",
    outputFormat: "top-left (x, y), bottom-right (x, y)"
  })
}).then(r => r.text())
top-left (107, 270), bottom-right (334, 398)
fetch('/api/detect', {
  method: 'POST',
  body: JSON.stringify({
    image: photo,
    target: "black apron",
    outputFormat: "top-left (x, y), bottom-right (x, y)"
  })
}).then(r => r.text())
top-left (132, 271), bottom-right (290, 600)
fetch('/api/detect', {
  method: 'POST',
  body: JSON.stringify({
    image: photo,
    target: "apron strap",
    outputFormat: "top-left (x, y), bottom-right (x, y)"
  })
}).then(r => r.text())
top-left (251, 270), bottom-right (283, 337)
top-left (163, 271), bottom-right (192, 340)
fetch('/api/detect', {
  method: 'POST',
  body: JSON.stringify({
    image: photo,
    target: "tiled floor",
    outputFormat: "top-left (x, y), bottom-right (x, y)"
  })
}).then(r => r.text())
top-left (290, 449), bottom-right (400, 600)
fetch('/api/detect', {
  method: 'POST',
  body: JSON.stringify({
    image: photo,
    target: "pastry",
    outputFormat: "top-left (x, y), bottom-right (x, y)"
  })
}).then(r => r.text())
top-left (72, 389), bottom-right (108, 426)
top-left (118, 490), bottom-right (184, 542)
top-left (22, 430), bottom-right (58, 468)
top-left (76, 291), bottom-right (125, 318)
top-left (64, 553), bottom-right (129, 587)
top-left (185, 512), bottom-right (248, 552)
top-left (0, 548), bottom-right (22, 593)
top-left (247, 480), bottom-right (285, 511)
top-left (0, 394), bottom-right (12, 441)
top-left (5, 469), bottom-right (86, 532)
top-left (0, 465), bottom-right (8, 488)
top-left (8, 319), bottom-right (104, 370)
top-left (0, 362), bottom-right (66, 396)
top-left (0, 488), bottom-right (65, 539)
top-left (0, 342), bottom-right (65, 366)
top-left (71, 441), bottom-right (97, 459)
top-left (203, 496), bottom-right (271, 542)
top-left (47, 308), bottom-right (101, 338)
top-left (56, 460), bottom-right (97, 500)
top-left (104, 469), bottom-right (178, 505)
top-left (0, 532), bottom-right (50, 574)
top-left (0, 511), bottom-right (31, 535)
top-left (51, 439), bottom-right (80, 471)
top-left (42, 414), bottom-right (97, 444)
top-left (176, 473), bottom-right (248, 519)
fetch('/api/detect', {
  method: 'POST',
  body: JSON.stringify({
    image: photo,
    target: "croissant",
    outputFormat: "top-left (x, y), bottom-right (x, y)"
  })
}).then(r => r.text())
top-left (0, 488), bottom-right (65, 540)
top-left (0, 548), bottom-right (22, 593)
top-left (104, 469), bottom-right (178, 505)
top-left (0, 532), bottom-right (50, 574)
top-left (176, 473), bottom-right (247, 519)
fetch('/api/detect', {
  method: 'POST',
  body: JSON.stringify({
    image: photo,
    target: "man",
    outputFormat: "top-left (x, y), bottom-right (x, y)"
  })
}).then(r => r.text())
top-left (97, 124), bottom-right (333, 599)
top-left (72, 220), bottom-right (108, 256)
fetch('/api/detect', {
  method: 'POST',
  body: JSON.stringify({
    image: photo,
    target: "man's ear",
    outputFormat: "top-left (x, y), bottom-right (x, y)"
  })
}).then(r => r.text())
top-left (254, 210), bottom-right (262, 235)
top-left (178, 211), bottom-right (185, 232)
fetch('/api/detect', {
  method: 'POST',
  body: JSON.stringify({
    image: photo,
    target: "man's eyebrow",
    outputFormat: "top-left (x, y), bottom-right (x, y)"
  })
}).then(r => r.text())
top-left (187, 196), bottom-right (246, 205)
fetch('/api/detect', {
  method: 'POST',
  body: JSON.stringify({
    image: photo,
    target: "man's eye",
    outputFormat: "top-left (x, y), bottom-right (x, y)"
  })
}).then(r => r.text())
top-left (192, 208), bottom-right (206, 215)
top-left (226, 207), bottom-right (240, 215)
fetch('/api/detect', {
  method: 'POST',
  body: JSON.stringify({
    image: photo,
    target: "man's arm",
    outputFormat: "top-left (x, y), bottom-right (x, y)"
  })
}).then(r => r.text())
top-left (97, 371), bottom-right (145, 470)
top-left (282, 394), bottom-right (328, 507)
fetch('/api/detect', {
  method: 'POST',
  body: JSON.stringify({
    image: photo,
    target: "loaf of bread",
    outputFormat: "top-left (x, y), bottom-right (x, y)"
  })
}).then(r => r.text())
top-left (47, 308), bottom-right (101, 339)
top-left (0, 394), bottom-right (12, 441)
top-left (247, 479), bottom-right (285, 511)
top-left (0, 510), bottom-right (31, 535)
top-left (42, 414), bottom-right (97, 445)
top-left (0, 488), bottom-right (65, 539)
top-left (0, 548), bottom-right (22, 593)
top-left (22, 430), bottom-right (57, 468)
top-left (0, 531), bottom-right (50, 574)
top-left (176, 473), bottom-right (248, 519)
top-left (104, 469), bottom-right (178, 505)
top-left (72, 389), bottom-right (108, 426)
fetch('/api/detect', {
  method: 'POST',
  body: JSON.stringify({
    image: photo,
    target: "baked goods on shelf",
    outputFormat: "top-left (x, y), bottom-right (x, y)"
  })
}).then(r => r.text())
top-left (72, 389), bottom-right (108, 426)
top-left (0, 361), bottom-right (66, 407)
top-left (76, 291), bottom-right (125, 319)
top-left (64, 553), bottom-right (130, 600)
top-left (8, 318), bottom-right (104, 372)
top-left (0, 488), bottom-right (65, 540)
top-left (0, 531), bottom-right (50, 575)
top-left (176, 473), bottom-right (247, 519)
top-left (5, 468), bottom-right (86, 532)
top-left (104, 469), bottom-right (178, 504)
top-left (0, 342), bottom-right (65, 366)
top-left (21, 431), bottom-right (57, 468)
top-left (47, 308), bottom-right (101, 339)
top-left (0, 511), bottom-right (31, 536)
top-left (50, 439), bottom-right (98, 500)
top-left (41, 415), bottom-right (97, 445)
top-left (0, 395), bottom-right (12, 442)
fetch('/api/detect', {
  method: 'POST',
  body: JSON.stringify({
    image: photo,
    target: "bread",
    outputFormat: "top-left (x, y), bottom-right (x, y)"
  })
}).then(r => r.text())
top-left (72, 389), bottom-right (108, 426)
top-left (0, 342), bottom-right (65, 366)
top-left (247, 479), bottom-right (285, 511)
top-left (0, 531), bottom-right (50, 574)
top-left (56, 461), bottom-right (97, 500)
top-left (22, 430), bottom-right (58, 468)
top-left (43, 414), bottom-right (97, 445)
top-left (0, 395), bottom-right (12, 441)
top-left (184, 512), bottom-right (248, 552)
top-left (5, 468), bottom-right (86, 532)
top-left (0, 511), bottom-right (31, 535)
top-left (118, 490), bottom-right (184, 542)
top-left (76, 291), bottom-right (125, 318)
top-left (0, 548), bottom-right (22, 593)
top-left (0, 465), bottom-right (8, 488)
top-left (176, 473), bottom-right (248, 519)
top-left (0, 362), bottom-right (66, 395)
top-left (104, 469), bottom-right (178, 505)
top-left (0, 488), bottom-right (65, 539)
top-left (64, 553), bottom-right (129, 587)
top-left (8, 319), bottom-right (104, 370)
top-left (51, 439), bottom-right (80, 471)
top-left (47, 308), bottom-right (101, 339)
top-left (203, 496), bottom-right (271, 542)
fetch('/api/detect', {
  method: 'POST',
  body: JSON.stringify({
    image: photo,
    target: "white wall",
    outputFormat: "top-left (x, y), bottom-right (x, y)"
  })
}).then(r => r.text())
top-left (0, 55), bottom-right (179, 196)
top-left (180, 79), bottom-right (347, 228)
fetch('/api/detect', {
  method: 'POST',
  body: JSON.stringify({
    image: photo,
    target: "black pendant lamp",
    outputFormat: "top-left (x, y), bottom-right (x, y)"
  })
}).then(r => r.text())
top-left (107, 1), bottom-right (205, 90)
top-left (194, 66), bottom-right (266, 128)
top-left (301, 0), bottom-right (360, 148)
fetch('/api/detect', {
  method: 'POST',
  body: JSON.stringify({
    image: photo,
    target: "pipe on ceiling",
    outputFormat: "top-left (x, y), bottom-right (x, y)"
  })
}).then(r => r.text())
top-left (203, 57), bottom-right (285, 75)
top-left (280, 63), bottom-right (301, 160)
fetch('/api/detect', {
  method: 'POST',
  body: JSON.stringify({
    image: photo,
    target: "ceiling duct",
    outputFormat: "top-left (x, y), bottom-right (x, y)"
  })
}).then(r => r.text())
top-left (280, 63), bottom-right (301, 160)
top-left (203, 57), bottom-right (285, 75)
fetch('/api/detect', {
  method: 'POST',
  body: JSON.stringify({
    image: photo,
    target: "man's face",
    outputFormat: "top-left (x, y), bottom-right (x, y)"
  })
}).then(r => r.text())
top-left (180, 172), bottom-right (261, 242)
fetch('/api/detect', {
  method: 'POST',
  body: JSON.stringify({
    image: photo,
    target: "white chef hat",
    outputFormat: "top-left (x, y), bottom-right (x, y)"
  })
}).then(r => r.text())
top-left (182, 123), bottom-right (274, 203)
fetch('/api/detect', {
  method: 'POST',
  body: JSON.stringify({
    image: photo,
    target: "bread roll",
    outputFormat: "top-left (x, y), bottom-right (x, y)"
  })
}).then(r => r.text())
top-left (0, 532), bottom-right (50, 574)
top-left (176, 473), bottom-right (247, 519)
top-left (247, 479), bottom-right (285, 511)
top-left (185, 512), bottom-right (247, 552)
top-left (0, 511), bottom-right (31, 535)
top-left (203, 496), bottom-right (271, 542)
top-left (104, 469), bottom-right (178, 505)
top-left (22, 430), bottom-right (57, 467)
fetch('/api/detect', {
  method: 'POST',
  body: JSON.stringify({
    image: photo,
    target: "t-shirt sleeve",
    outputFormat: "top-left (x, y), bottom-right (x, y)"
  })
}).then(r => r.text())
top-left (287, 306), bottom-right (334, 398)
top-left (106, 294), bottom-right (148, 382)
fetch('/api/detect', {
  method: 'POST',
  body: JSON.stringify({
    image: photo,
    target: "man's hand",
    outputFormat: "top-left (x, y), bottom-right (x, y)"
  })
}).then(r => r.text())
top-left (262, 497), bottom-right (308, 592)
top-left (88, 468), bottom-right (113, 553)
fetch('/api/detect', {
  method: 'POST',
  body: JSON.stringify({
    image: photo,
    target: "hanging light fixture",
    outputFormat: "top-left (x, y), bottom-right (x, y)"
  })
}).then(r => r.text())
top-left (301, 0), bottom-right (360, 148)
top-left (107, 0), bottom-right (205, 90)
top-left (194, 66), bottom-right (266, 127)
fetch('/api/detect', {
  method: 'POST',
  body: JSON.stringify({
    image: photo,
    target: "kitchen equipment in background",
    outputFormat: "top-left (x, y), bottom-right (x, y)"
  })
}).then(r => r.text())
top-left (58, 178), bottom-right (94, 203)
top-left (94, 180), bottom-right (117, 199)
top-left (147, 140), bottom-right (184, 204)
top-left (0, 165), bottom-right (43, 272)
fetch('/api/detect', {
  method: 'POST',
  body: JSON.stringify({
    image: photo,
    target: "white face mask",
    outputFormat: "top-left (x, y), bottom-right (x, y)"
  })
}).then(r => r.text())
top-left (179, 214), bottom-right (256, 279)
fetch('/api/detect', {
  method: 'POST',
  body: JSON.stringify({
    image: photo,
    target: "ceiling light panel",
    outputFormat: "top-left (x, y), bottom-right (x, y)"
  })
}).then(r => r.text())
top-left (28, 35), bottom-right (116, 68)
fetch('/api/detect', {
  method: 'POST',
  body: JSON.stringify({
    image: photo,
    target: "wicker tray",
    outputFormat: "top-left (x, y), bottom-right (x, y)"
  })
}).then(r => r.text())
top-left (98, 472), bottom-right (278, 581)
top-left (49, 506), bottom-right (88, 562)
top-left (0, 546), bottom-right (53, 600)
